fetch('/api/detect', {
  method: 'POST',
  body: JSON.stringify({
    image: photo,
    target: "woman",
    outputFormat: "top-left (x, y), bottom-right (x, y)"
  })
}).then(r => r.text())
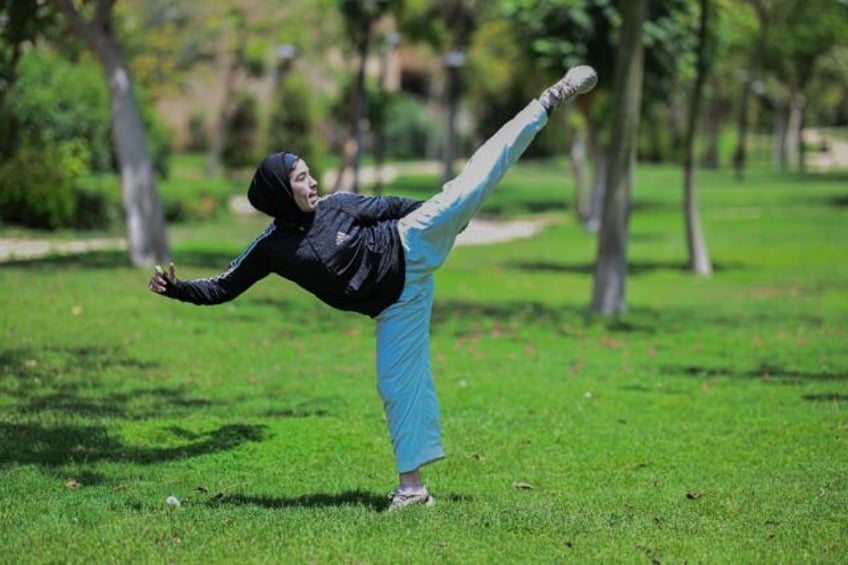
top-left (149, 65), bottom-right (597, 511)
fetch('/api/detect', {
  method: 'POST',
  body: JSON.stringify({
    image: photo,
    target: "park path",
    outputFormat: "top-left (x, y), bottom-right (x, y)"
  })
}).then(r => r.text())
top-left (0, 217), bottom-right (545, 263)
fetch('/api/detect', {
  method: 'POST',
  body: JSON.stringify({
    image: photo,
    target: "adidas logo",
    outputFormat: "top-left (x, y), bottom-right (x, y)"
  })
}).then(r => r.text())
top-left (335, 231), bottom-right (350, 246)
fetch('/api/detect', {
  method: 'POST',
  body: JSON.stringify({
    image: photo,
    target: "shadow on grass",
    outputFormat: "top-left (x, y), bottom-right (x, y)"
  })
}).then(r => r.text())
top-left (0, 422), bottom-right (268, 468)
top-left (507, 259), bottom-right (743, 276)
top-left (0, 249), bottom-right (240, 270)
top-left (828, 194), bottom-right (848, 208)
top-left (209, 491), bottom-right (473, 512)
top-left (210, 491), bottom-right (387, 512)
top-left (802, 393), bottom-right (848, 402)
top-left (428, 300), bottom-right (663, 334)
top-left (660, 362), bottom-right (845, 383)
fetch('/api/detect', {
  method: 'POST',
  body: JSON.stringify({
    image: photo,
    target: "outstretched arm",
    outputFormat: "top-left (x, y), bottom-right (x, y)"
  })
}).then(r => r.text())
top-left (148, 244), bottom-right (270, 305)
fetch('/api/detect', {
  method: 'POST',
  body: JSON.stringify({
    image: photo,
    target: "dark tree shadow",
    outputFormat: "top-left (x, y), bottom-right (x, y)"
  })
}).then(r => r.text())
top-left (0, 421), bottom-right (268, 468)
top-left (802, 393), bottom-right (848, 402)
top-left (507, 259), bottom-right (743, 276)
top-left (0, 249), bottom-right (242, 271)
top-left (660, 362), bottom-right (846, 383)
top-left (828, 194), bottom-right (848, 208)
top-left (0, 343), bottom-right (334, 470)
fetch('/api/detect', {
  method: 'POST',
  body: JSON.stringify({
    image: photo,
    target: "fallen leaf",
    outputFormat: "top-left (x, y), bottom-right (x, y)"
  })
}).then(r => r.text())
top-left (66, 480), bottom-right (81, 490)
top-left (512, 481), bottom-right (534, 490)
top-left (71, 305), bottom-right (83, 316)
top-left (686, 490), bottom-right (705, 500)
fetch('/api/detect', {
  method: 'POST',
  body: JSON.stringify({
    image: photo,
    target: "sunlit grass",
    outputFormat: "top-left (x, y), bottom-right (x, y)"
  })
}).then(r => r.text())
top-left (1, 162), bottom-right (846, 563)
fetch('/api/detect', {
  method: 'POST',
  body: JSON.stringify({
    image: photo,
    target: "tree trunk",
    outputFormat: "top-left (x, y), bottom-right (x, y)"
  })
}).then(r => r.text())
top-left (732, 0), bottom-right (767, 181)
top-left (442, 56), bottom-right (463, 184)
top-left (771, 97), bottom-right (788, 169)
top-left (206, 16), bottom-right (247, 178)
top-left (586, 149), bottom-right (607, 234)
top-left (590, 0), bottom-right (646, 316)
top-left (683, 0), bottom-right (713, 276)
top-left (569, 117), bottom-right (591, 225)
top-left (786, 89), bottom-right (804, 170)
top-left (350, 15), bottom-right (373, 194)
top-left (55, 0), bottom-right (170, 267)
top-left (703, 82), bottom-right (722, 169)
top-left (584, 109), bottom-right (606, 233)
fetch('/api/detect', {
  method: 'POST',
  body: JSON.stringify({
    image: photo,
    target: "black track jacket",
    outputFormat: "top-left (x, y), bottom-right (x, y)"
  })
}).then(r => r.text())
top-left (164, 192), bottom-right (423, 317)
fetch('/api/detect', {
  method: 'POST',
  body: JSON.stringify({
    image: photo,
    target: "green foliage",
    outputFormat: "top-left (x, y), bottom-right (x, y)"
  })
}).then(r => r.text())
top-left (0, 142), bottom-right (79, 230)
top-left (8, 47), bottom-right (112, 173)
top-left (156, 154), bottom-right (245, 223)
top-left (267, 72), bottom-right (324, 179)
top-left (185, 113), bottom-right (210, 152)
top-left (222, 92), bottom-right (261, 170)
top-left (0, 164), bottom-right (846, 562)
top-left (381, 93), bottom-right (431, 160)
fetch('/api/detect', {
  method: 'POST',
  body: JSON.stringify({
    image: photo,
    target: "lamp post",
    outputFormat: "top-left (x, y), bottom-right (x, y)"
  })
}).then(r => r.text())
top-left (274, 44), bottom-right (297, 90)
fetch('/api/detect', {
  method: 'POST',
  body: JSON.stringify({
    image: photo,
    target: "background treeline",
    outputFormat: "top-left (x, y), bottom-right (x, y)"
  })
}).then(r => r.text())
top-left (1, 0), bottom-right (846, 231)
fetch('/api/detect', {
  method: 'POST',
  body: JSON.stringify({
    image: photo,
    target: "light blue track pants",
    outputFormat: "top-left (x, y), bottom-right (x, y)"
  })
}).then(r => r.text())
top-left (375, 100), bottom-right (548, 473)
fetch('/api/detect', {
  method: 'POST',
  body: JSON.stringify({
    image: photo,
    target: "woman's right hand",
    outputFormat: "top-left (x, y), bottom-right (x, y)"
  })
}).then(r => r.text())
top-left (148, 262), bottom-right (177, 294)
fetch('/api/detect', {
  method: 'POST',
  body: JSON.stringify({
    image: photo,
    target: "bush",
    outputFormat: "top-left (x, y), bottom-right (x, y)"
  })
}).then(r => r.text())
top-left (162, 191), bottom-right (226, 223)
top-left (8, 47), bottom-right (112, 172)
top-left (222, 92), bottom-right (261, 170)
top-left (74, 176), bottom-right (122, 230)
top-left (267, 72), bottom-right (325, 180)
top-left (382, 93), bottom-right (431, 160)
top-left (0, 143), bottom-right (78, 230)
top-left (185, 113), bottom-right (210, 152)
top-left (0, 140), bottom-right (123, 231)
top-left (6, 46), bottom-right (173, 179)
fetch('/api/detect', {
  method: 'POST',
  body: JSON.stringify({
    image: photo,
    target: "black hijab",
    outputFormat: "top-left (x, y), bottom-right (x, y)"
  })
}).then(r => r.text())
top-left (247, 151), bottom-right (311, 227)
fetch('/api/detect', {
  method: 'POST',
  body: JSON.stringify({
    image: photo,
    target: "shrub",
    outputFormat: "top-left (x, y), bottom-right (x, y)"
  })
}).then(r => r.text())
top-left (7, 46), bottom-right (173, 179)
top-left (0, 143), bottom-right (78, 230)
top-left (267, 72), bottom-right (325, 180)
top-left (185, 112), bottom-right (210, 152)
top-left (382, 93), bottom-right (431, 160)
top-left (222, 92), bottom-right (261, 170)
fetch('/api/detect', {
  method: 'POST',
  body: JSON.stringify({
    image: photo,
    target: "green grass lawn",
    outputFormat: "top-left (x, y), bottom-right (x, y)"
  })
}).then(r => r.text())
top-left (1, 161), bottom-right (846, 563)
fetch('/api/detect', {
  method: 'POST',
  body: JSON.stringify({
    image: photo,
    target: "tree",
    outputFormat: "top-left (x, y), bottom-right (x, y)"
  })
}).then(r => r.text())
top-left (55, 0), bottom-right (169, 267)
top-left (399, 0), bottom-right (484, 183)
top-left (0, 0), bottom-right (57, 159)
top-left (205, 5), bottom-right (251, 178)
top-left (731, 0), bottom-right (768, 180)
top-left (683, 0), bottom-right (713, 276)
top-left (502, 0), bottom-right (615, 230)
top-left (590, 0), bottom-right (646, 315)
top-left (335, 0), bottom-right (391, 193)
top-left (761, 0), bottom-right (848, 171)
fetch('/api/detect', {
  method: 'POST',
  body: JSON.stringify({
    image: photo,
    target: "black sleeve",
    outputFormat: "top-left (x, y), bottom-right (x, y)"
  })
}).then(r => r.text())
top-left (163, 240), bottom-right (271, 305)
top-left (352, 195), bottom-right (423, 223)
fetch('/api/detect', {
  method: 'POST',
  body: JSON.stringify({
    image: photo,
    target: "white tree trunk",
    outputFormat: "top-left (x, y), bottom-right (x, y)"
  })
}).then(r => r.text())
top-left (785, 90), bottom-right (804, 169)
top-left (683, 0), bottom-right (712, 276)
top-left (100, 42), bottom-right (170, 267)
top-left (56, 0), bottom-right (169, 267)
top-left (569, 120), bottom-right (591, 225)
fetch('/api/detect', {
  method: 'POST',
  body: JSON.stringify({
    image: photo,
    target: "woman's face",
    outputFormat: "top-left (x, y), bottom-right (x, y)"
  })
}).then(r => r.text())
top-left (288, 159), bottom-right (319, 213)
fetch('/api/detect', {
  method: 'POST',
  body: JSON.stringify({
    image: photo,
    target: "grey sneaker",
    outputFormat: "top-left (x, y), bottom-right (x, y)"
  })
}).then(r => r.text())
top-left (539, 65), bottom-right (598, 113)
top-left (387, 486), bottom-right (435, 512)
